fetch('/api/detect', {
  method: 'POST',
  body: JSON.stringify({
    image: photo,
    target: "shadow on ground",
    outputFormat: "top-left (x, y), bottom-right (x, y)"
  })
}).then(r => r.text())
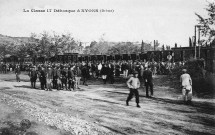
top-left (0, 120), bottom-right (38, 135)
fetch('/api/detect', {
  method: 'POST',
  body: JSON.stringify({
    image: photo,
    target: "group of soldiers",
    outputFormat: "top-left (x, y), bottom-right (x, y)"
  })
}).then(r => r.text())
top-left (28, 64), bottom-right (85, 91)
top-left (7, 60), bottom-right (185, 91)
top-left (15, 60), bottom-right (158, 95)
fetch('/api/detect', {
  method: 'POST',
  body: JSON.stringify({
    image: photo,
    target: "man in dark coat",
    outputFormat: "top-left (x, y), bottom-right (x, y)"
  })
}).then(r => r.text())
top-left (29, 66), bottom-right (37, 88)
top-left (52, 66), bottom-right (58, 89)
top-left (143, 66), bottom-right (154, 97)
top-left (56, 67), bottom-right (62, 90)
top-left (81, 64), bottom-right (89, 86)
top-left (39, 67), bottom-right (46, 90)
top-left (61, 67), bottom-right (68, 90)
top-left (67, 67), bottom-right (75, 91)
top-left (100, 64), bottom-right (110, 84)
top-left (109, 64), bottom-right (115, 84)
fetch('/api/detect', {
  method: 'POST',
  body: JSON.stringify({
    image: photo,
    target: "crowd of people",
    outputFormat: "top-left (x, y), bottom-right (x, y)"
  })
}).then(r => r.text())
top-left (0, 59), bottom-right (186, 75)
top-left (1, 58), bottom-right (193, 106)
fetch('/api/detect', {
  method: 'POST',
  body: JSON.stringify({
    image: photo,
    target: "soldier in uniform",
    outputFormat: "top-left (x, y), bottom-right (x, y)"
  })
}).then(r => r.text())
top-left (67, 67), bottom-right (75, 91)
top-left (61, 66), bottom-right (68, 90)
top-left (109, 64), bottom-right (115, 84)
top-left (56, 67), bottom-right (62, 90)
top-left (74, 65), bottom-right (82, 89)
top-left (39, 67), bottom-right (46, 90)
top-left (29, 66), bottom-right (37, 88)
top-left (91, 63), bottom-right (97, 78)
top-left (15, 65), bottom-right (21, 82)
top-left (115, 62), bottom-right (121, 77)
top-left (100, 64), bottom-right (109, 84)
top-left (46, 66), bottom-right (53, 91)
top-left (52, 66), bottom-right (58, 89)
top-left (81, 64), bottom-right (89, 86)
top-left (143, 66), bottom-right (154, 97)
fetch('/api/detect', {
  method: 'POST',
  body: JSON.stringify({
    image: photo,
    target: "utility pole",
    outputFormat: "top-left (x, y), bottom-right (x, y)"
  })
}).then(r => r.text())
top-left (194, 25), bottom-right (197, 59)
top-left (198, 26), bottom-right (201, 58)
top-left (194, 25), bottom-right (202, 59)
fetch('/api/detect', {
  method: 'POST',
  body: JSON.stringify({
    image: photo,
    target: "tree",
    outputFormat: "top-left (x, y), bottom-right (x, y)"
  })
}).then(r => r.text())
top-left (0, 43), bottom-right (10, 60)
top-left (83, 46), bottom-right (91, 54)
top-left (89, 41), bottom-right (97, 48)
top-left (83, 38), bottom-right (111, 55)
top-left (196, 0), bottom-right (215, 44)
top-left (141, 40), bottom-right (145, 53)
top-left (29, 32), bottom-right (79, 57)
top-left (59, 33), bottom-right (78, 54)
top-left (162, 45), bottom-right (165, 50)
top-left (189, 37), bottom-right (192, 47)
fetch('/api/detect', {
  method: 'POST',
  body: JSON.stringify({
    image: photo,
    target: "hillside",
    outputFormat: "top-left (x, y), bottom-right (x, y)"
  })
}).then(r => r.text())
top-left (0, 34), bottom-right (31, 45)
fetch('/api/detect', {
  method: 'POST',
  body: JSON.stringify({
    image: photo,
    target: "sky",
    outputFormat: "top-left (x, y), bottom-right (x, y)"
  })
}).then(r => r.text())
top-left (0, 0), bottom-right (211, 46)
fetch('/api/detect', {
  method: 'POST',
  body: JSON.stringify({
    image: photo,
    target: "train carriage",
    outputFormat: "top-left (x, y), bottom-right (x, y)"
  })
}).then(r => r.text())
top-left (139, 53), bottom-right (147, 61)
top-left (162, 50), bottom-right (173, 61)
top-left (114, 54), bottom-right (121, 61)
top-left (154, 51), bottom-right (161, 62)
top-left (122, 54), bottom-right (129, 60)
top-left (184, 49), bottom-right (195, 60)
top-left (173, 50), bottom-right (183, 62)
top-left (131, 54), bottom-right (137, 61)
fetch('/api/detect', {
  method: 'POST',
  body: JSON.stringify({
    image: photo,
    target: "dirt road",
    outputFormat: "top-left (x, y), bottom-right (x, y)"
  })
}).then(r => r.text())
top-left (0, 73), bottom-right (214, 135)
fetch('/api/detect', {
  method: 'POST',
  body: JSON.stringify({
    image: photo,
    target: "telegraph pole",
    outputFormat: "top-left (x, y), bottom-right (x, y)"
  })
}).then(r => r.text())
top-left (198, 26), bottom-right (201, 58)
top-left (194, 25), bottom-right (202, 59)
top-left (194, 25), bottom-right (197, 59)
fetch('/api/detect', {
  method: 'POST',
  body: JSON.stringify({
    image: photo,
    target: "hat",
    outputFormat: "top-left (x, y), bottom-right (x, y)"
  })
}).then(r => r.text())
top-left (182, 69), bottom-right (187, 72)
top-left (133, 71), bottom-right (138, 74)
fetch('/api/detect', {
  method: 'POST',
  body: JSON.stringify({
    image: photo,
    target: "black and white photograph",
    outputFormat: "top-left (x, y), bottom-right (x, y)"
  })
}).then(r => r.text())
top-left (0, 0), bottom-right (214, 134)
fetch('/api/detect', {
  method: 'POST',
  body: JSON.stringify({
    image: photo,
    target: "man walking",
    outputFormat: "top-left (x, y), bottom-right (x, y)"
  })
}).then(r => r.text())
top-left (180, 69), bottom-right (192, 104)
top-left (126, 71), bottom-right (141, 108)
top-left (143, 66), bottom-right (153, 98)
